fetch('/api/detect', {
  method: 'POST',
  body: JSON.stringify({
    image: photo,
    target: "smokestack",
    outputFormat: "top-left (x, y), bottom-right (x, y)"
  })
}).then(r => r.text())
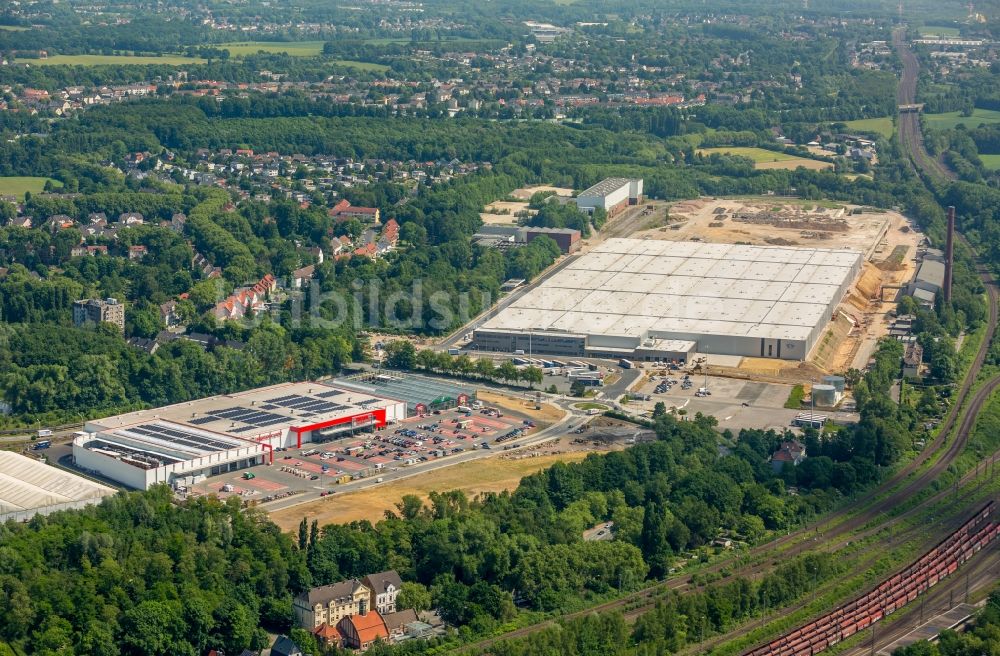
top-left (944, 206), bottom-right (955, 303)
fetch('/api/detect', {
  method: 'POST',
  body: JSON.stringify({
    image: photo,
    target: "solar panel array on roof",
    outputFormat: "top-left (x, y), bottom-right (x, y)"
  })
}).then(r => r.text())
top-left (314, 389), bottom-right (343, 398)
top-left (189, 406), bottom-right (288, 429)
top-left (265, 394), bottom-right (348, 414)
top-left (122, 423), bottom-right (236, 452)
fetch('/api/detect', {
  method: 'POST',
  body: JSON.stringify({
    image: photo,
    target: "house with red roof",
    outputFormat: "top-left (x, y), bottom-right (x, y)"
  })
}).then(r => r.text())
top-left (337, 611), bottom-right (389, 651)
top-left (212, 274), bottom-right (276, 321)
top-left (312, 623), bottom-right (342, 649)
top-left (329, 199), bottom-right (381, 225)
top-left (771, 439), bottom-right (806, 473)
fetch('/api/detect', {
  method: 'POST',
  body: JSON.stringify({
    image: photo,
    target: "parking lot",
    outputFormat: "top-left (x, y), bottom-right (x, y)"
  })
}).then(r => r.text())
top-left (186, 405), bottom-right (533, 504)
top-left (623, 373), bottom-right (806, 432)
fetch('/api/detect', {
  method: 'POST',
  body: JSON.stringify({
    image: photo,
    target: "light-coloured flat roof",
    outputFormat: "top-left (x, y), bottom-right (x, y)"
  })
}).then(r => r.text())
top-left (0, 452), bottom-right (115, 515)
top-left (87, 381), bottom-right (402, 444)
top-left (578, 177), bottom-right (637, 198)
top-left (479, 238), bottom-right (861, 345)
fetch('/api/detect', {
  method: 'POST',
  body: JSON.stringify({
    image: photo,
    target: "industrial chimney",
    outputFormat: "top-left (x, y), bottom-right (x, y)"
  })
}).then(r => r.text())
top-left (944, 206), bottom-right (955, 303)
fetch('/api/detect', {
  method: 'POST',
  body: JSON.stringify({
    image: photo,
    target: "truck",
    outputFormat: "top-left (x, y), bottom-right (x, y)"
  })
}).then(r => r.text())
top-left (32, 440), bottom-right (52, 450)
top-left (618, 359), bottom-right (634, 369)
top-left (37, 429), bottom-right (53, 438)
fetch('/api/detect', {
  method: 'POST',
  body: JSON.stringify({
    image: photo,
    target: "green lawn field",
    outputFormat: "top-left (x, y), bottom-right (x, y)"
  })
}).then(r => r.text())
top-left (0, 25), bottom-right (30, 31)
top-left (330, 59), bottom-right (389, 72)
top-left (920, 26), bottom-right (960, 37)
top-left (218, 41), bottom-right (327, 57)
top-left (0, 177), bottom-right (61, 196)
top-left (980, 154), bottom-right (1000, 171)
top-left (696, 147), bottom-right (834, 170)
top-left (218, 41), bottom-right (389, 71)
top-left (843, 117), bottom-right (894, 138)
top-left (17, 54), bottom-right (204, 66)
top-left (924, 108), bottom-right (1000, 130)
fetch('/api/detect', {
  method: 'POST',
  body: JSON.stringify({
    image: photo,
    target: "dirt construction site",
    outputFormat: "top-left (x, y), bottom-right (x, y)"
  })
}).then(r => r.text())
top-left (630, 197), bottom-right (924, 380)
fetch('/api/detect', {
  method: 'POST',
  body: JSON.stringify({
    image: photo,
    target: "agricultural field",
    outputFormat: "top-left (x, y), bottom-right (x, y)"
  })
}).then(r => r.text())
top-left (980, 154), bottom-right (1000, 171)
top-left (924, 108), bottom-right (1000, 130)
top-left (17, 54), bottom-right (203, 66)
top-left (0, 176), bottom-right (61, 196)
top-left (0, 25), bottom-right (29, 31)
top-left (842, 116), bottom-right (894, 138)
top-left (697, 147), bottom-right (834, 171)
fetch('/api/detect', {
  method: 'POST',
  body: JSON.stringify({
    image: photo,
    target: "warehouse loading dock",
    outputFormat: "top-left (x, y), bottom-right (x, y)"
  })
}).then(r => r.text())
top-left (73, 381), bottom-right (407, 490)
top-left (473, 238), bottom-right (863, 362)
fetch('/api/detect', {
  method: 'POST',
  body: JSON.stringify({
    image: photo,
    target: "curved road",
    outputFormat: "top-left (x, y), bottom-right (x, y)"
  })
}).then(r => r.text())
top-left (457, 27), bottom-right (999, 656)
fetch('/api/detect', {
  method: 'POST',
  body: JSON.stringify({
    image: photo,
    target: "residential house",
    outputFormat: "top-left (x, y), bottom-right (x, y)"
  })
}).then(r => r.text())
top-left (362, 570), bottom-right (403, 615)
top-left (771, 439), bottom-right (807, 473)
top-left (46, 214), bottom-right (75, 233)
top-left (291, 264), bottom-right (316, 289)
top-left (127, 336), bottom-right (159, 354)
top-left (307, 245), bottom-right (324, 264)
top-left (293, 579), bottom-right (372, 629)
top-left (312, 623), bottom-right (342, 649)
top-left (160, 300), bottom-right (182, 328)
top-left (903, 342), bottom-right (923, 379)
top-left (336, 611), bottom-right (389, 651)
top-left (333, 235), bottom-right (353, 256)
top-left (353, 243), bottom-right (378, 260)
top-left (128, 245), bottom-right (148, 261)
top-left (382, 609), bottom-right (418, 642)
top-left (170, 213), bottom-right (187, 232)
top-left (269, 635), bottom-right (303, 656)
top-left (330, 199), bottom-right (381, 224)
top-left (118, 212), bottom-right (145, 225)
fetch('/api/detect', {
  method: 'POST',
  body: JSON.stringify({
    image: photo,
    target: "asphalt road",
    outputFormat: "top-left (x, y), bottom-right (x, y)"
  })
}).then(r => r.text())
top-left (437, 201), bottom-right (661, 351)
top-left (437, 252), bottom-right (581, 350)
top-left (261, 393), bottom-right (582, 513)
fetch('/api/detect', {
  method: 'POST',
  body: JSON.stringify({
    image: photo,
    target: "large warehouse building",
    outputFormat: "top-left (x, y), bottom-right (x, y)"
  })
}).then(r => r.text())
top-left (73, 382), bottom-right (407, 490)
top-left (575, 178), bottom-right (643, 216)
top-left (0, 451), bottom-right (116, 522)
top-left (474, 238), bottom-right (863, 361)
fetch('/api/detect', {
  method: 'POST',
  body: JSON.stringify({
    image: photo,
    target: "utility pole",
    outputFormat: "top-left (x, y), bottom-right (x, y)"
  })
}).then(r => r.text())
top-left (870, 624), bottom-right (876, 656)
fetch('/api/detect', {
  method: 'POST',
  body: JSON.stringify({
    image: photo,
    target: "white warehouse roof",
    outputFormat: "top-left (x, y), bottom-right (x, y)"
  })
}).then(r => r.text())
top-left (478, 238), bottom-right (862, 359)
top-left (0, 451), bottom-right (116, 518)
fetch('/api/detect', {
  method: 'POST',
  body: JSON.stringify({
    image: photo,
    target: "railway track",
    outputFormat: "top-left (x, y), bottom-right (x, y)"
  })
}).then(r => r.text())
top-left (458, 28), bottom-right (998, 656)
top-left (840, 542), bottom-right (1000, 655)
top-left (744, 503), bottom-right (999, 656)
top-left (721, 28), bottom-right (1000, 656)
top-left (677, 479), bottom-right (1000, 655)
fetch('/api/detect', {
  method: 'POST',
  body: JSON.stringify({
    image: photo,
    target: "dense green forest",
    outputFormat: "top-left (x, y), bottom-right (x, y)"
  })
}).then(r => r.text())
top-left (0, 366), bottom-right (909, 656)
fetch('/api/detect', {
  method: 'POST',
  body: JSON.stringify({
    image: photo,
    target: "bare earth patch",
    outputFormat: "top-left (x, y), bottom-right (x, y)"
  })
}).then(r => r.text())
top-left (270, 452), bottom-right (589, 529)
